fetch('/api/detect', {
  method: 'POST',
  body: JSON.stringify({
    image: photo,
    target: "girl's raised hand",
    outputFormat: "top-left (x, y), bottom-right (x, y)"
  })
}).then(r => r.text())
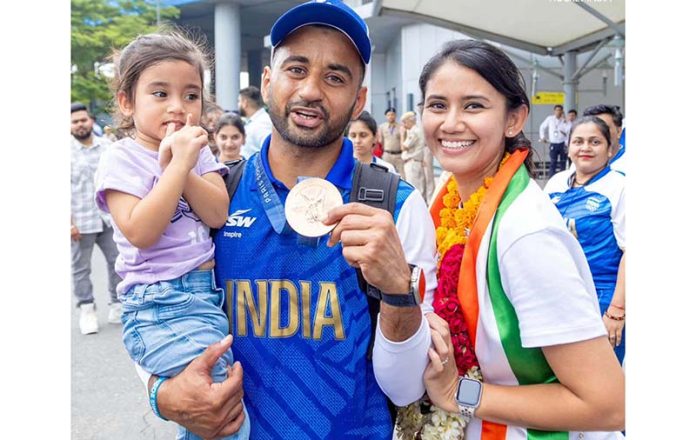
top-left (166, 113), bottom-right (210, 171)
top-left (158, 122), bottom-right (177, 170)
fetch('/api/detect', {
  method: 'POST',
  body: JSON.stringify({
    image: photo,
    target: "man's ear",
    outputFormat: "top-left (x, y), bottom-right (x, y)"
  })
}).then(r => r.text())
top-left (260, 66), bottom-right (272, 106)
top-left (351, 86), bottom-right (368, 120)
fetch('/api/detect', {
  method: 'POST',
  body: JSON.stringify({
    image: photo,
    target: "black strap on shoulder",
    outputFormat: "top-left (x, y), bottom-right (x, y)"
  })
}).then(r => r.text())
top-left (210, 159), bottom-right (247, 239)
top-left (349, 162), bottom-right (400, 423)
top-left (350, 162), bottom-right (400, 294)
top-left (223, 159), bottom-right (247, 199)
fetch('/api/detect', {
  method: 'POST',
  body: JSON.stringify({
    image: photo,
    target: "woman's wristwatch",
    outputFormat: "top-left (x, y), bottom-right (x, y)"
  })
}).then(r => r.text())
top-left (455, 376), bottom-right (483, 422)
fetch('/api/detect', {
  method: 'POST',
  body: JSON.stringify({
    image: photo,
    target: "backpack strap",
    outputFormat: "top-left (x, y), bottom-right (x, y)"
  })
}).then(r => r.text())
top-left (349, 162), bottom-right (400, 355)
top-left (350, 162), bottom-right (400, 295)
top-left (350, 161), bottom-right (401, 423)
top-left (210, 159), bottom-right (247, 239)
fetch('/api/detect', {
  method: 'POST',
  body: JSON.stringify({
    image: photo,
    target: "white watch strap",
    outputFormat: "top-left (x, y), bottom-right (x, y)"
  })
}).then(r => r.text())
top-left (457, 404), bottom-right (475, 423)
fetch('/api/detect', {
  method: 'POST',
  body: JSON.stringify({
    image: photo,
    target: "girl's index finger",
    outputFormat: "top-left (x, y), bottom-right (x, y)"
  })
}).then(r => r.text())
top-left (185, 113), bottom-right (193, 126)
top-left (165, 122), bottom-right (176, 137)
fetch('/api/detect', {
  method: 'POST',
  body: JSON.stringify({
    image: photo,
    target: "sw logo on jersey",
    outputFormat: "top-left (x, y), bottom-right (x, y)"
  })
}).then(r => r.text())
top-left (226, 209), bottom-right (257, 227)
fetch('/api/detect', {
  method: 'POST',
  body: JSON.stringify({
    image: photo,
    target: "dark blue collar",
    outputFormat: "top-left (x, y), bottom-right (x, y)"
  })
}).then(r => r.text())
top-left (253, 136), bottom-right (355, 191)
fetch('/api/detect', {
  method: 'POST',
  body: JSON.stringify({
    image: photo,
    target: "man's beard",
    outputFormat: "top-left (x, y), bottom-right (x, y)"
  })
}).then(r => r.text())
top-left (268, 91), bottom-right (354, 149)
top-left (72, 128), bottom-right (92, 141)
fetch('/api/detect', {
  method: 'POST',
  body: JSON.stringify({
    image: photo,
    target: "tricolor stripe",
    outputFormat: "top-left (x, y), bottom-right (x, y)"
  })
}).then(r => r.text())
top-left (430, 150), bottom-right (569, 439)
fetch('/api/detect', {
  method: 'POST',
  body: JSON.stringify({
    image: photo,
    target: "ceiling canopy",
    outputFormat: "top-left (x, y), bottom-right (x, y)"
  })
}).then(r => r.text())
top-left (375, 0), bottom-right (625, 56)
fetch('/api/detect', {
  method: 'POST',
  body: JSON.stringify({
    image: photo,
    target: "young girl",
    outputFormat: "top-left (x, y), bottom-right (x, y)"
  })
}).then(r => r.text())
top-left (347, 110), bottom-right (397, 174)
top-left (94, 31), bottom-right (250, 440)
top-left (215, 113), bottom-right (245, 164)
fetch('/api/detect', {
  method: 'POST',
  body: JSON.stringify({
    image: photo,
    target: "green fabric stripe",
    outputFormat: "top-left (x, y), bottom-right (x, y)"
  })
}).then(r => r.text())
top-left (486, 167), bottom-right (568, 440)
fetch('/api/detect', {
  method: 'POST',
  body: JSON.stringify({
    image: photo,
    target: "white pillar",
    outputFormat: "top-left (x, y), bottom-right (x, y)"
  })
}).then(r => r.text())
top-left (214, 1), bottom-right (241, 110)
top-left (562, 50), bottom-right (578, 112)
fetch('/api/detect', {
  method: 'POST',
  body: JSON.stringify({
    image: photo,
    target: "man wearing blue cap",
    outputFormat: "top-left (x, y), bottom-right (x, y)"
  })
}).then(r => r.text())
top-left (144, 1), bottom-right (436, 439)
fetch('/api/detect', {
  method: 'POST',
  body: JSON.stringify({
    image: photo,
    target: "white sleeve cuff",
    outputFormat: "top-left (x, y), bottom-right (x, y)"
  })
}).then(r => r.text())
top-left (372, 312), bottom-right (431, 406)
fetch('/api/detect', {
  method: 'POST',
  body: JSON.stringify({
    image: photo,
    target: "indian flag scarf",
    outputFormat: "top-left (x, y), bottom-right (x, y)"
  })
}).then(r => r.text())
top-left (430, 148), bottom-right (567, 440)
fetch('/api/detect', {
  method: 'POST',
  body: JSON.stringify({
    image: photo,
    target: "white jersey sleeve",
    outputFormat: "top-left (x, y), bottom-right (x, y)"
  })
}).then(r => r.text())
top-left (372, 190), bottom-right (437, 406)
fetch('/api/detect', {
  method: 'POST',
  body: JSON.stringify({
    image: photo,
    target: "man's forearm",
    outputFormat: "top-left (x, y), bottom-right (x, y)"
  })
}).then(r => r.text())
top-left (379, 304), bottom-right (422, 341)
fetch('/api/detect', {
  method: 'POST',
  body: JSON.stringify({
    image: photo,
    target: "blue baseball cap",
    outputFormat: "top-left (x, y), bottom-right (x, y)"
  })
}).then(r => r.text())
top-left (270, 0), bottom-right (371, 64)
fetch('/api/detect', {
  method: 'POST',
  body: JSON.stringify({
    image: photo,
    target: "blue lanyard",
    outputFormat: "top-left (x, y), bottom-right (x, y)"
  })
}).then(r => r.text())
top-left (253, 153), bottom-right (290, 235)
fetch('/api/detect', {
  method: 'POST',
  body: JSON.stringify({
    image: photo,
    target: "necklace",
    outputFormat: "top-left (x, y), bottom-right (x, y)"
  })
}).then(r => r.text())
top-left (573, 176), bottom-right (589, 187)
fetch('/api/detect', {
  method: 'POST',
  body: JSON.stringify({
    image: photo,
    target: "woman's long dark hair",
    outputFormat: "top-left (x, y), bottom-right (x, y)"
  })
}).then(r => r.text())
top-left (419, 39), bottom-right (535, 173)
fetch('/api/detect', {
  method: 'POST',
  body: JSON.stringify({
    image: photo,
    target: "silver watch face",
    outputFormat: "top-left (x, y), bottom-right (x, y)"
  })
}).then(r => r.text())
top-left (456, 378), bottom-right (482, 407)
top-left (410, 266), bottom-right (423, 304)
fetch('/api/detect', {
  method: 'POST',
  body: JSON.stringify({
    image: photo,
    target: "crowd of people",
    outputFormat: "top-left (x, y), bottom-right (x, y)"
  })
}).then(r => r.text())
top-left (71, 0), bottom-right (626, 439)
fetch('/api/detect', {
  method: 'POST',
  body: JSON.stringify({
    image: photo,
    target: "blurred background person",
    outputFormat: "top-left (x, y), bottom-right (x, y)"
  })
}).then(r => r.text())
top-left (238, 86), bottom-right (272, 159)
top-left (539, 104), bottom-right (568, 177)
top-left (202, 101), bottom-right (224, 156)
top-left (400, 111), bottom-right (426, 197)
top-left (215, 113), bottom-right (246, 164)
top-left (563, 109), bottom-right (577, 168)
top-left (377, 107), bottom-right (405, 176)
top-left (347, 111), bottom-right (397, 173)
top-left (103, 125), bottom-right (118, 142)
top-left (544, 116), bottom-right (626, 364)
top-left (70, 102), bottom-right (122, 335)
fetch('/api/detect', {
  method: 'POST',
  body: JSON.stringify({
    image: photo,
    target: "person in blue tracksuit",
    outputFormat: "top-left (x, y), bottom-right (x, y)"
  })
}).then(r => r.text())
top-left (545, 116), bottom-right (626, 364)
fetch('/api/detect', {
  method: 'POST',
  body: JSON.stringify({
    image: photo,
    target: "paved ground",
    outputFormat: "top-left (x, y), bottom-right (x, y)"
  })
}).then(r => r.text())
top-left (71, 248), bottom-right (176, 439)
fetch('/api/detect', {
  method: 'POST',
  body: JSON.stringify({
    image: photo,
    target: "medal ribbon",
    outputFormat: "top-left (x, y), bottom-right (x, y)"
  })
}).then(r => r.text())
top-left (253, 153), bottom-right (290, 235)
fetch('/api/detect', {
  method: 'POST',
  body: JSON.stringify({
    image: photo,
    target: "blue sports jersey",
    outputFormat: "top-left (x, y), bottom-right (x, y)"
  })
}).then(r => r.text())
top-left (544, 167), bottom-right (625, 305)
top-left (214, 137), bottom-right (415, 440)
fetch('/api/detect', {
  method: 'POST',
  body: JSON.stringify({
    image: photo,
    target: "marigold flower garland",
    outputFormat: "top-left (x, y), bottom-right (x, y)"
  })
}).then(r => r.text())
top-left (396, 153), bottom-right (510, 440)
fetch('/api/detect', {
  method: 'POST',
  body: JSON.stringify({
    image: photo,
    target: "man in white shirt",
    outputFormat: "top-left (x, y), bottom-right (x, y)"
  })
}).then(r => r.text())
top-left (70, 102), bottom-right (122, 335)
top-left (539, 104), bottom-right (568, 177)
top-left (238, 86), bottom-right (273, 159)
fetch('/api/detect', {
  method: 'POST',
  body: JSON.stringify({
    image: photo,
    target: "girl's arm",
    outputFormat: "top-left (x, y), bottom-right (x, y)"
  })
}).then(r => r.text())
top-left (182, 171), bottom-right (229, 228)
top-left (425, 314), bottom-right (625, 432)
top-left (106, 119), bottom-right (208, 249)
top-left (105, 160), bottom-right (191, 249)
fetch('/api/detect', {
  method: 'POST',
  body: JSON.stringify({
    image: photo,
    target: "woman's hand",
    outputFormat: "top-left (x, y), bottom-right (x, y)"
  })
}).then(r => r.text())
top-left (423, 313), bottom-right (460, 413)
top-left (602, 306), bottom-right (625, 348)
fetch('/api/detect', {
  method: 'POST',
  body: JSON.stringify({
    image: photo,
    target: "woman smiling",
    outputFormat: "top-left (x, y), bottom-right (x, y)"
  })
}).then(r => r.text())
top-left (544, 116), bottom-right (626, 365)
top-left (397, 40), bottom-right (625, 440)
